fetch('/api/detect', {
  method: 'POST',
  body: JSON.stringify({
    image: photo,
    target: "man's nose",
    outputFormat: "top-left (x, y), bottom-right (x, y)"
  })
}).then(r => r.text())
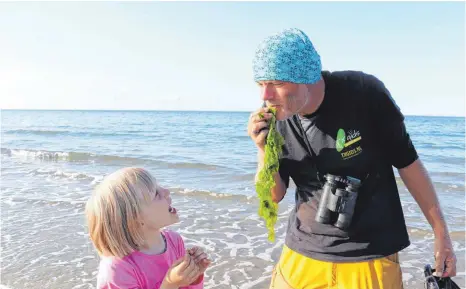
top-left (261, 85), bottom-right (275, 101)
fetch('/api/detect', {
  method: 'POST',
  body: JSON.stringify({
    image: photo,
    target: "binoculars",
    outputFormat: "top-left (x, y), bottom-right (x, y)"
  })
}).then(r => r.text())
top-left (315, 174), bottom-right (361, 230)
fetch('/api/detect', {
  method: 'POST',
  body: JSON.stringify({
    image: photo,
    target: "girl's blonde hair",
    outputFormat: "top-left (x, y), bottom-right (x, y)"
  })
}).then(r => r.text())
top-left (85, 167), bottom-right (157, 258)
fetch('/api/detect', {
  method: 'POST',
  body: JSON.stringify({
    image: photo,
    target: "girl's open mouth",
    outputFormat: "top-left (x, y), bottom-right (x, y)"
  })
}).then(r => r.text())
top-left (168, 206), bottom-right (177, 214)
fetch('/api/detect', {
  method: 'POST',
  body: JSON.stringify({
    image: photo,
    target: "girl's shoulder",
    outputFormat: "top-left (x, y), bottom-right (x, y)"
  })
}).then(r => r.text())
top-left (97, 255), bottom-right (140, 288)
top-left (98, 255), bottom-right (136, 275)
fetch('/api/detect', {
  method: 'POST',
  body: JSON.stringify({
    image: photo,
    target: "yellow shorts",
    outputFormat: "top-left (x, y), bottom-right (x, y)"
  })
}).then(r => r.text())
top-left (270, 245), bottom-right (404, 289)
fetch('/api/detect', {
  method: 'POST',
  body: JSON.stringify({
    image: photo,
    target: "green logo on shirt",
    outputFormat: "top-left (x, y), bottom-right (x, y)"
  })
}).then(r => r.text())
top-left (336, 128), bottom-right (363, 159)
top-left (336, 128), bottom-right (346, 152)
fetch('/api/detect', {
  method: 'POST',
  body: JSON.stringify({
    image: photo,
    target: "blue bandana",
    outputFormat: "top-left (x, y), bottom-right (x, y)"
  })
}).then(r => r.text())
top-left (252, 28), bottom-right (322, 84)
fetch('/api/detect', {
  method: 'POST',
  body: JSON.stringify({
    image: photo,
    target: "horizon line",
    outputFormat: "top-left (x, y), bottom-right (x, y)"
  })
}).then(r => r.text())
top-left (1, 108), bottom-right (465, 118)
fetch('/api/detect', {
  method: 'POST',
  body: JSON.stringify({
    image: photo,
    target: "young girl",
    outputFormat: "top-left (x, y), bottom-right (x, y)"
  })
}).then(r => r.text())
top-left (86, 167), bottom-right (211, 289)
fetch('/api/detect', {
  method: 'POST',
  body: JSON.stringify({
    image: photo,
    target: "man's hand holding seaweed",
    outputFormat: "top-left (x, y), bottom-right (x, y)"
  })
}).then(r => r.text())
top-left (248, 106), bottom-right (285, 242)
top-left (248, 107), bottom-right (274, 151)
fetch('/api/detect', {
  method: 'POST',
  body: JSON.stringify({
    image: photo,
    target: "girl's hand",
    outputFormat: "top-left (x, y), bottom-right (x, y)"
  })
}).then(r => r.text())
top-left (162, 254), bottom-right (200, 288)
top-left (188, 246), bottom-right (212, 274)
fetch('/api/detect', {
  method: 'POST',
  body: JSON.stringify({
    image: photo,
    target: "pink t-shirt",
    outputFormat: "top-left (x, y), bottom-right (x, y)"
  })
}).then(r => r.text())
top-left (96, 230), bottom-right (204, 289)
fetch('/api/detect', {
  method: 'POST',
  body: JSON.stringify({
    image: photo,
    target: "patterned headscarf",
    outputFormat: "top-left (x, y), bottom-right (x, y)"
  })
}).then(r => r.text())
top-left (252, 28), bottom-right (322, 84)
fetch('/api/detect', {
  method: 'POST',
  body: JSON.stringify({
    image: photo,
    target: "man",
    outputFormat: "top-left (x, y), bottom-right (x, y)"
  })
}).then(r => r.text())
top-left (247, 28), bottom-right (457, 289)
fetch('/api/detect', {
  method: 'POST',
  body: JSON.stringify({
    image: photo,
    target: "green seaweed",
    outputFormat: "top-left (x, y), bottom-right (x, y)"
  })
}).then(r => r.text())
top-left (255, 107), bottom-right (285, 242)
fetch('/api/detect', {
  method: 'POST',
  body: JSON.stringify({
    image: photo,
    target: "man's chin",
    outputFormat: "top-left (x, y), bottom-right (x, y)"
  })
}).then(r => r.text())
top-left (275, 108), bottom-right (293, 121)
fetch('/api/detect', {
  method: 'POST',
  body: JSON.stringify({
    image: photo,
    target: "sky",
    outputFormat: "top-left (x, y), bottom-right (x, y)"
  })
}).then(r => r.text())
top-left (1, 1), bottom-right (465, 117)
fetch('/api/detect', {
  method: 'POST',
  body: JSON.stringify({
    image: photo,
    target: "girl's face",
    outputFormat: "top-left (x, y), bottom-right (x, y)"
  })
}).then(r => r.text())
top-left (140, 184), bottom-right (179, 231)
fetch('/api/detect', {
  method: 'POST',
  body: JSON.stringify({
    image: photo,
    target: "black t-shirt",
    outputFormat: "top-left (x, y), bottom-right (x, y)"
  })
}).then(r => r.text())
top-left (276, 70), bottom-right (419, 262)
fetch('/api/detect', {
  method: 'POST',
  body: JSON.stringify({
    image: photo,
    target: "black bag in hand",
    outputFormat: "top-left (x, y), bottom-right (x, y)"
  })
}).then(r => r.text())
top-left (424, 264), bottom-right (461, 289)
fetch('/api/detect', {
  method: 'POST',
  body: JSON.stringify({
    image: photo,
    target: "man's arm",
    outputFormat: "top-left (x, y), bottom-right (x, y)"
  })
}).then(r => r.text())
top-left (398, 158), bottom-right (456, 277)
top-left (255, 150), bottom-right (287, 203)
top-left (398, 159), bottom-right (448, 237)
top-left (364, 73), bottom-right (456, 277)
